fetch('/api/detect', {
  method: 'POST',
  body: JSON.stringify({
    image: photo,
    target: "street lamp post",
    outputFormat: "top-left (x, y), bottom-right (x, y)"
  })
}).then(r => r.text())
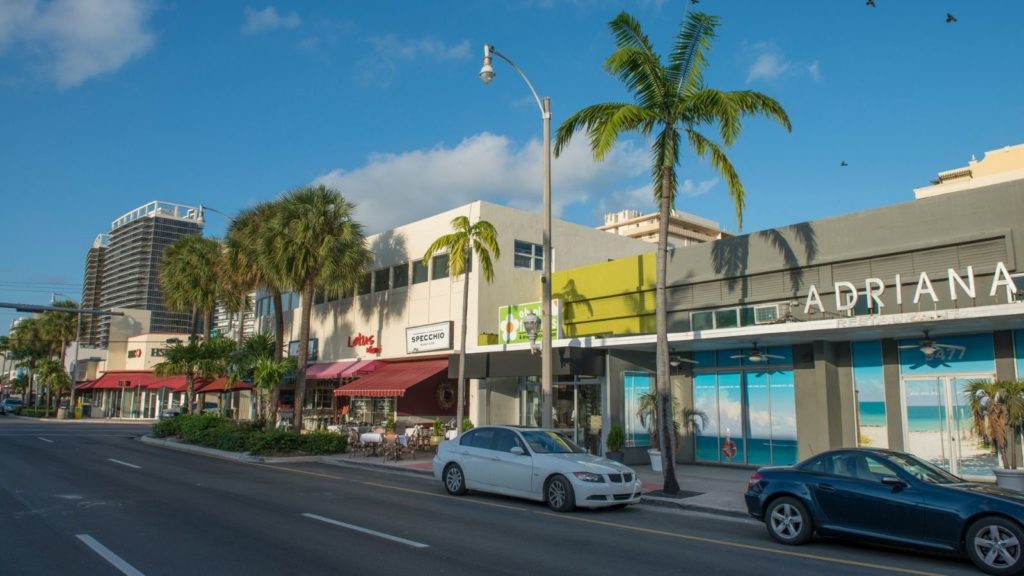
top-left (480, 44), bottom-right (554, 429)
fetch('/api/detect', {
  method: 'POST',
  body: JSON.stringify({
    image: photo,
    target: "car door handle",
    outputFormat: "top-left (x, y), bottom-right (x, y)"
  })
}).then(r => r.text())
top-left (818, 483), bottom-right (836, 492)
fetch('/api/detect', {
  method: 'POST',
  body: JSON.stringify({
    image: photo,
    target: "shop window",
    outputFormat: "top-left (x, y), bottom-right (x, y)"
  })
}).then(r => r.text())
top-left (412, 260), bottom-right (428, 284)
top-left (357, 272), bottom-right (371, 295)
top-left (373, 268), bottom-right (389, 292)
top-left (392, 262), bottom-right (409, 288)
top-left (514, 240), bottom-right (544, 271)
top-left (692, 311), bottom-right (714, 331)
top-left (431, 254), bottom-right (449, 280)
top-left (714, 309), bottom-right (738, 329)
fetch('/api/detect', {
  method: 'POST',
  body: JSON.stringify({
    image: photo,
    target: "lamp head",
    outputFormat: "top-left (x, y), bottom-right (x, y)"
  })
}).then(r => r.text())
top-left (480, 44), bottom-right (495, 84)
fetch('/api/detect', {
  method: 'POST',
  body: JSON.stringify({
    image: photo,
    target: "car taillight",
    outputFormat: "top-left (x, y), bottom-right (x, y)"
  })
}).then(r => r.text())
top-left (747, 471), bottom-right (763, 490)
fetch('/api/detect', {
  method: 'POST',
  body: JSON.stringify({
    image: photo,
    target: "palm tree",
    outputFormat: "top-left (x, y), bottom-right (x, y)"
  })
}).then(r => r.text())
top-left (966, 379), bottom-right (1024, 469)
top-left (424, 215), bottom-right (500, 435)
top-left (8, 318), bottom-right (50, 409)
top-left (228, 202), bottom-right (289, 423)
top-left (252, 355), bottom-right (297, 426)
top-left (262, 185), bottom-right (370, 430)
top-left (154, 338), bottom-right (235, 414)
top-left (553, 11), bottom-right (790, 493)
top-left (161, 234), bottom-right (224, 340)
top-left (36, 358), bottom-right (70, 417)
top-left (227, 332), bottom-right (284, 424)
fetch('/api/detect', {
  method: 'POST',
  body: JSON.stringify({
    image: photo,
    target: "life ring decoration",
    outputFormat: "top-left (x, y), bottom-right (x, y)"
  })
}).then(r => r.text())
top-left (435, 382), bottom-right (456, 410)
top-left (722, 438), bottom-right (737, 460)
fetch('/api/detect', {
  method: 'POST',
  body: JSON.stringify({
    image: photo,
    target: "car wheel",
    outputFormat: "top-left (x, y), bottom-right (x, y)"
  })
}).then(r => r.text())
top-left (545, 475), bottom-right (576, 513)
top-left (966, 516), bottom-right (1024, 576)
top-left (442, 463), bottom-right (467, 496)
top-left (766, 496), bottom-right (813, 545)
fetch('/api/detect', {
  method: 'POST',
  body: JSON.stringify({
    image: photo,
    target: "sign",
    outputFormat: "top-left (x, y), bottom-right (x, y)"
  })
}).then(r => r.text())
top-left (406, 321), bottom-right (453, 354)
top-left (151, 348), bottom-right (168, 357)
top-left (347, 332), bottom-right (381, 354)
top-left (287, 338), bottom-right (319, 362)
top-left (804, 261), bottom-right (1019, 315)
top-left (497, 300), bottom-right (561, 344)
top-left (127, 348), bottom-right (142, 359)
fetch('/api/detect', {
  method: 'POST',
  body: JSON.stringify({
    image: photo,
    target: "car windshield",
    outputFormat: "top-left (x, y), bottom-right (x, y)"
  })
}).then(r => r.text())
top-left (520, 430), bottom-right (588, 454)
top-left (886, 452), bottom-right (963, 484)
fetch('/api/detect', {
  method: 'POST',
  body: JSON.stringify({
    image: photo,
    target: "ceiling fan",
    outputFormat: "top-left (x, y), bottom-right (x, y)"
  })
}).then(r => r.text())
top-left (669, 350), bottom-right (698, 368)
top-left (731, 343), bottom-right (784, 363)
top-left (898, 330), bottom-right (965, 359)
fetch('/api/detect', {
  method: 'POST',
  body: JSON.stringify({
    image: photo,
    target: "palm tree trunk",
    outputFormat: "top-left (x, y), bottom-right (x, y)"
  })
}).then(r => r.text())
top-left (270, 288), bottom-right (284, 427)
top-left (657, 163), bottom-right (681, 494)
top-left (456, 269), bottom-right (469, 434)
top-left (292, 283), bottom-right (315, 431)
top-left (185, 370), bottom-right (195, 414)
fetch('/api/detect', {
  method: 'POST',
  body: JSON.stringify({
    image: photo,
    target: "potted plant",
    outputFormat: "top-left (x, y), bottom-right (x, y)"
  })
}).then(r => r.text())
top-left (605, 425), bottom-right (625, 462)
top-left (462, 417), bottom-right (474, 432)
top-left (966, 378), bottom-right (1024, 490)
top-left (636, 391), bottom-right (681, 472)
top-left (430, 417), bottom-right (445, 447)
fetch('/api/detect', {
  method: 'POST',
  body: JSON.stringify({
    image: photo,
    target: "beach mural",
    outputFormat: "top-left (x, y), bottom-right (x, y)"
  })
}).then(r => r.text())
top-left (623, 371), bottom-right (652, 447)
top-left (853, 341), bottom-right (887, 448)
top-left (692, 348), bottom-right (797, 466)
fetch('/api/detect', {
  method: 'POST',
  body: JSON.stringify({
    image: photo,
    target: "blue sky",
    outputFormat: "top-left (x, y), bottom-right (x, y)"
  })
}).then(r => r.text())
top-left (2, 0), bottom-right (1023, 334)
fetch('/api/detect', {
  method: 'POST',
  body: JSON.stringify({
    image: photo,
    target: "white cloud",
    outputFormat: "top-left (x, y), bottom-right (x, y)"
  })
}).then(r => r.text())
top-left (357, 34), bottom-right (470, 87)
top-left (313, 133), bottom-right (647, 234)
top-left (807, 61), bottom-right (822, 81)
top-left (744, 42), bottom-right (821, 84)
top-left (0, 0), bottom-right (156, 88)
top-left (242, 6), bottom-right (300, 35)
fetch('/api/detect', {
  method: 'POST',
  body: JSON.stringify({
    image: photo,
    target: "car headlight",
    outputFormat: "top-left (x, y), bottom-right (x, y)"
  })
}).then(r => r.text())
top-left (573, 472), bottom-right (605, 483)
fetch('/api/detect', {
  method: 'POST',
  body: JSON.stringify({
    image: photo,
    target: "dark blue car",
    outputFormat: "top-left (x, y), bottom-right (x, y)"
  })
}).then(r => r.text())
top-left (745, 448), bottom-right (1024, 575)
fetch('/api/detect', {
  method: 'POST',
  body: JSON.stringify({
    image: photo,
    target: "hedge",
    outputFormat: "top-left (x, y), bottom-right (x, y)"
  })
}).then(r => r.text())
top-left (151, 414), bottom-right (347, 456)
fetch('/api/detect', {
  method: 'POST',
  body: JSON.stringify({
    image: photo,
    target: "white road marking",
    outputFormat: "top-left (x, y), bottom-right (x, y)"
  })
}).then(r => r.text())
top-left (37, 437), bottom-right (54, 443)
top-left (302, 513), bottom-right (430, 548)
top-left (76, 534), bottom-right (145, 576)
top-left (108, 458), bottom-right (141, 469)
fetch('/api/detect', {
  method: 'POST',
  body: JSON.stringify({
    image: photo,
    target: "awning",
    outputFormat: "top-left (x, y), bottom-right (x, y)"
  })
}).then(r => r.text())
top-left (196, 377), bottom-right (252, 393)
top-left (339, 359), bottom-right (381, 378)
top-left (306, 360), bottom-right (357, 379)
top-left (148, 375), bottom-right (189, 392)
top-left (334, 360), bottom-right (448, 398)
top-left (80, 371), bottom-right (158, 390)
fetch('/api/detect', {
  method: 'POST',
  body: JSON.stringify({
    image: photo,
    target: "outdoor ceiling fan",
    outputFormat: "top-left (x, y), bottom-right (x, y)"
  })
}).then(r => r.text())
top-left (898, 330), bottom-right (965, 359)
top-left (731, 342), bottom-right (784, 363)
top-left (669, 351), bottom-right (699, 368)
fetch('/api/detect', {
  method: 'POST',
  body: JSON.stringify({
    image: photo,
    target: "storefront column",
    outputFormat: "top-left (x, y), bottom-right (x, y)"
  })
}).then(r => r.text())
top-left (881, 338), bottom-right (905, 451)
top-left (994, 330), bottom-right (1016, 380)
top-left (793, 342), bottom-right (845, 459)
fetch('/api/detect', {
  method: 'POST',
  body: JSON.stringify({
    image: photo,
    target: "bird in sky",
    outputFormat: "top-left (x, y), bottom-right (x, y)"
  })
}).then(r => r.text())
top-left (690, 0), bottom-right (699, 4)
top-left (840, 161), bottom-right (849, 167)
top-left (946, 13), bottom-right (957, 23)
top-left (866, 0), bottom-right (875, 6)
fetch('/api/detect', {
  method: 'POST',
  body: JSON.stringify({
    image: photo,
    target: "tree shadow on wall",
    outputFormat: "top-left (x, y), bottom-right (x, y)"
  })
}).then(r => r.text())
top-left (364, 230), bottom-right (410, 354)
top-left (710, 222), bottom-right (818, 300)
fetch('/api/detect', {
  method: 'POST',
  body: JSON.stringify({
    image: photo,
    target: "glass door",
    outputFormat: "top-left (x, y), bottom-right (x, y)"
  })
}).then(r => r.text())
top-left (903, 375), bottom-right (996, 476)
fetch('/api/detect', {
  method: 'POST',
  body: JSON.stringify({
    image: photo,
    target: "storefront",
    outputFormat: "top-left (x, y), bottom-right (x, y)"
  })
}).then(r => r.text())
top-left (334, 357), bottom-right (455, 427)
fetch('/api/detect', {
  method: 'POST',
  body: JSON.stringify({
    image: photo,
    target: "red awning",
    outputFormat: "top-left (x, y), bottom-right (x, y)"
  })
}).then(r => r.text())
top-left (196, 377), bottom-right (252, 393)
top-left (334, 360), bottom-right (448, 398)
top-left (81, 371), bottom-right (158, 390)
top-left (339, 359), bottom-right (381, 378)
top-left (306, 360), bottom-right (357, 379)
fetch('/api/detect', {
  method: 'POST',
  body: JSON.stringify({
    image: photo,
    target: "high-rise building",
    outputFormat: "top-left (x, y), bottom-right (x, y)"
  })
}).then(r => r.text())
top-left (598, 208), bottom-right (731, 248)
top-left (80, 234), bottom-right (108, 346)
top-left (96, 201), bottom-right (204, 345)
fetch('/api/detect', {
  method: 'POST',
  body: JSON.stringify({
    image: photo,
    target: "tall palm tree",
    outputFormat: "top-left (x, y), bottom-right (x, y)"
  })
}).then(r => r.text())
top-left (8, 318), bottom-right (50, 409)
top-left (262, 185), bottom-right (370, 430)
top-left (161, 235), bottom-right (224, 340)
top-left (36, 358), bottom-right (70, 417)
top-left (227, 202), bottom-right (288, 422)
top-left (227, 332), bottom-right (283, 424)
top-left (554, 11), bottom-right (790, 493)
top-left (154, 338), bottom-right (235, 413)
top-left (424, 215), bottom-right (500, 435)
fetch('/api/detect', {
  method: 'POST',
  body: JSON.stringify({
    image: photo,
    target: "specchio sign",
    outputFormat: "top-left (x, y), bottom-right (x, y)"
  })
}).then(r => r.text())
top-left (406, 321), bottom-right (453, 354)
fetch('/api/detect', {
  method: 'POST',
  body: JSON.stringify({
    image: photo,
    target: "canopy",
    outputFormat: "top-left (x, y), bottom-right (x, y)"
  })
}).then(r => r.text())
top-left (334, 360), bottom-right (448, 398)
top-left (306, 360), bottom-right (357, 379)
top-left (340, 359), bottom-right (381, 378)
top-left (196, 377), bottom-right (252, 393)
top-left (78, 370), bottom-right (157, 391)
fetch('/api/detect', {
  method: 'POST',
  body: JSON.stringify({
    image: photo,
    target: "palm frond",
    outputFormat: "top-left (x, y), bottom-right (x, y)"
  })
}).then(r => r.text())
top-left (686, 130), bottom-right (745, 230)
top-left (669, 12), bottom-right (718, 99)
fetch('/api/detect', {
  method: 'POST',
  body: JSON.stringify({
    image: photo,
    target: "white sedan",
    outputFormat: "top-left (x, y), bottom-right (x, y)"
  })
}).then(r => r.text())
top-left (432, 425), bottom-right (643, 512)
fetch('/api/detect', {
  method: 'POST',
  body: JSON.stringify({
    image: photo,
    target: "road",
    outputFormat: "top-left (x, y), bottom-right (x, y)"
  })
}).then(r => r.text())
top-left (0, 417), bottom-right (982, 576)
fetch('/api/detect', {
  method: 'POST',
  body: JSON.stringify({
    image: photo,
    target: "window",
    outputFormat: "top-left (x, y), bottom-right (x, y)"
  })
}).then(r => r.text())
top-left (392, 262), bottom-right (409, 288)
top-left (373, 268), bottom-right (389, 292)
top-left (314, 290), bottom-right (327, 306)
top-left (514, 240), bottom-right (544, 271)
top-left (357, 273), bottom-right (371, 295)
top-left (412, 259), bottom-right (428, 284)
top-left (690, 303), bottom-right (785, 330)
top-left (431, 254), bottom-right (449, 280)
top-left (494, 429), bottom-right (523, 453)
top-left (692, 311), bottom-right (714, 331)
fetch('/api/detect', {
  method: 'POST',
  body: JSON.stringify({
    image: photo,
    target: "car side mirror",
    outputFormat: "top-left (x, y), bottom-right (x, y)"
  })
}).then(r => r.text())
top-left (510, 446), bottom-right (525, 456)
top-left (880, 475), bottom-right (906, 488)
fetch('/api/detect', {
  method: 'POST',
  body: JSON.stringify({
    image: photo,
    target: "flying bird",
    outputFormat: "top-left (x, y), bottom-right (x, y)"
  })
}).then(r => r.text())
top-left (690, 0), bottom-right (699, 4)
top-left (840, 161), bottom-right (848, 167)
top-left (946, 13), bottom-right (957, 23)
top-left (866, 0), bottom-right (875, 6)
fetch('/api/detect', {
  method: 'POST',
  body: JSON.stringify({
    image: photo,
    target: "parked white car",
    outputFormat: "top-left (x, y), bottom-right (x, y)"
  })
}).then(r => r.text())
top-left (433, 425), bottom-right (643, 512)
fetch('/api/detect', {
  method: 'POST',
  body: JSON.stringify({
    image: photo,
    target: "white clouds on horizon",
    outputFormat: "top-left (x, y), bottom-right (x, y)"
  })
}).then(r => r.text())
top-left (357, 34), bottom-right (470, 87)
top-left (313, 133), bottom-right (649, 234)
top-left (0, 0), bottom-right (155, 88)
top-left (745, 42), bottom-right (821, 84)
top-left (242, 6), bottom-right (300, 35)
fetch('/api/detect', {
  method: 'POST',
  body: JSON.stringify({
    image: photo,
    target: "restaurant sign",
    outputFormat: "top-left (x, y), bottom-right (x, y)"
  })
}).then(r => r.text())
top-left (498, 300), bottom-right (562, 344)
top-left (406, 321), bottom-right (453, 354)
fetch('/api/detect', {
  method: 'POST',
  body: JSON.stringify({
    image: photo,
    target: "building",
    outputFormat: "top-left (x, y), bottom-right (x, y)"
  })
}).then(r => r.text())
top-left (212, 295), bottom-right (256, 341)
top-left (80, 234), bottom-right (108, 346)
top-left (458, 161), bottom-right (1024, 479)
top-left (257, 200), bottom-right (656, 429)
top-left (915, 143), bottom-right (1024, 199)
top-left (598, 208), bottom-right (731, 249)
top-left (96, 201), bottom-right (205, 346)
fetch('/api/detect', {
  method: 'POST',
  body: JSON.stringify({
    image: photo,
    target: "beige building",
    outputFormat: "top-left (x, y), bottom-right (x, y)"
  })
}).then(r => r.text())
top-left (598, 208), bottom-right (731, 249)
top-left (914, 143), bottom-right (1024, 199)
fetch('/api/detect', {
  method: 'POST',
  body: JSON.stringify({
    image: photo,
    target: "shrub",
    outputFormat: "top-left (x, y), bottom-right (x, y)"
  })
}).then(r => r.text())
top-left (176, 413), bottom-right (233, 443)
top-left (301, 431), bottom-right (348, 455)
top-left (151, 418), bottom-right (180, 438)
top-left (606, 425), bottom-right (625, 452)
top-left (249, 429), bottom-right (303, 456)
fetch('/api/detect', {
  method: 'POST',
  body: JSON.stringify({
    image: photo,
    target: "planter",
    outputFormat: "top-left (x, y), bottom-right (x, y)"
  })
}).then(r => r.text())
top-left (648, 448), bottom-right (663, 472)
top-left (606, 450), bottom-right (624, 463)
top-left (430, 435), bottom-right (443, 447)
top-left (994, 468), bottom-right (1024, 491)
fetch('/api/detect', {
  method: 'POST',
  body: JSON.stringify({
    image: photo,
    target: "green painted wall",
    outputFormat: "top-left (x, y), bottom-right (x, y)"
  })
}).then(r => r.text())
top-left (553, 253), bottom-right (656, 337)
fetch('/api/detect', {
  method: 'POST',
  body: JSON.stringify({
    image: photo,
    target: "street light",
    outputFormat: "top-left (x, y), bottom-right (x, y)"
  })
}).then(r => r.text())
top-left (480, 44), bottom-right (554, 428)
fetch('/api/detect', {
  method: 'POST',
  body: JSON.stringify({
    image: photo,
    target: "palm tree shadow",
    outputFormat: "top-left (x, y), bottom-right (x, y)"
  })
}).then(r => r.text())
top-left (711, 222), bottom-right (817, 299)
top-left (364, 231), bottom-right (410, 353)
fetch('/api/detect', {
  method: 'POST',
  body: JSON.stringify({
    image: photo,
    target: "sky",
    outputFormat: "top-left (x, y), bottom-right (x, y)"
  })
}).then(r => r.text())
top-left (1, 0), bottom-right (1023, 335)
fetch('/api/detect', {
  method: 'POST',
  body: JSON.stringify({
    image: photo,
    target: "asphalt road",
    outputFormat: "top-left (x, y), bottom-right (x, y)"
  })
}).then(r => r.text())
top-left (0, 417), bottom-right (985, 576)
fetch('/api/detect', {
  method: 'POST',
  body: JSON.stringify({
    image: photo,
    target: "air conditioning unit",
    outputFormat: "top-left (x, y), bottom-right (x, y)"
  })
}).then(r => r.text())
top-left (754, 305), bottom-right (779, 324)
